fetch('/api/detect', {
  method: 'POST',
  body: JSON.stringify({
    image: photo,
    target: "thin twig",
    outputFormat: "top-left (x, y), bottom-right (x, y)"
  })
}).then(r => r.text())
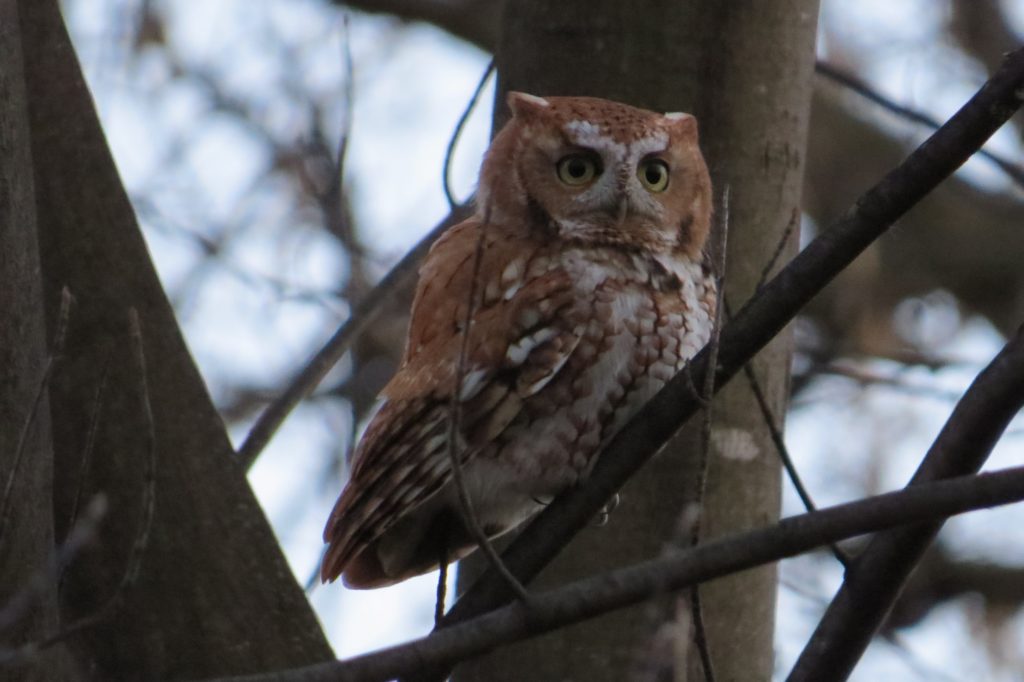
top-left (0, 494), bottom-right (108, 638)
top-left (337, 15), bottom-right (354, 180)
top-left (740, 357), bottom-right (851, 567)
top-left (122, 309), bottom-right (157, 589)
top-left (721, 292), bottom-right (852, 568)
top-left (434, 551), bottom-right (449, 626)
top-left (756, 208), bottom-right (797, 292)
top-left (0, 287), bottom-right (72, 544)
top-left (815, 60), bottom-right (1024, 189)
top-left (820, 363), bottom-right (966, 402)
top-left (688, 185), bottom-right (729, 682)
top-left (692, 184), bottom-right (729, 545)
top-left (238, 207), bottom-right (469, 471)
top-left (443, 60), bottom-right (495, 209)
top-left (445, 219), bottom-right (531, 604)
top-left (1, 310), bottom-right (161, 666)
top-left (318, 13), bottom-right (357, 254)
top-left (739, 201), bottom-right (846, 560)
top-left (64, 359), bottom-right (110, 546)
top-left (304, 552), bottom-right (325, 594)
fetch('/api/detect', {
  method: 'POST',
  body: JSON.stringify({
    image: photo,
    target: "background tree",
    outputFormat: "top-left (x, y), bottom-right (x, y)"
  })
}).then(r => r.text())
top-left (454, 3), bottom-right (816, 681)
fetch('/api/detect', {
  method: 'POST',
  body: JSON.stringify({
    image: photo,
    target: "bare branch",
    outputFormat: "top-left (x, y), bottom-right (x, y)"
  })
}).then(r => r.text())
top-left (334, 0), bottom-right (502, 52)
top-left (206, 463), bottom-right (1024, 682)
top-left (688, 184), bottom-right (729, 682)
top-left (815, 60), bottom-right (1024, 189)
top-left (756, 207), bottom-right (798, 292)
top-left (442, 45), bottom-right (1024, 635)
top-left (818, 363), bottom-right (968, 402)
top-left (739, 357), bottom-right (850, 568)
top-left (788, 336), bottom-right (1024, 677)
top-left (0, 287), bottom-right (71, 544)
top-left (446, 219), bottom-right (531, 604)
top-left (238, 206), bottom-right (471, 470)
top-left (63, 358), bottom-right (110, 555)
top-left (443, 59), bottom-right (495, 208)
top-left (0, 495), bottom-right (107, 640)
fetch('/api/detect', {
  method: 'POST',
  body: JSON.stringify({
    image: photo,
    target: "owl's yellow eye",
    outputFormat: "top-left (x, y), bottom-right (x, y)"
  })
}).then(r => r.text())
top-left (556, 154), bottom-right (600, 186)
top-left (638, 159), bottom-right (670, 192)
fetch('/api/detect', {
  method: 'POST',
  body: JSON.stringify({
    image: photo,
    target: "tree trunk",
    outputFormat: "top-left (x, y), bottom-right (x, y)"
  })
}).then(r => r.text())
top-left (1, 1), bottom-right (335, 677)
top-left (0, 1), bottom-right (72, 677)
top-left (455, 2), bottom-right (818, 681)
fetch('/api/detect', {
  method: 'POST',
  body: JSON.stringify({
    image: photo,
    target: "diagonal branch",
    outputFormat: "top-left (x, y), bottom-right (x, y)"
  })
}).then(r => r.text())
top-left (208, 461), bottom-right (1024, 682)
top-left (786, 349), bottom-right (1024, 675)
top-left (237, 206), bottom-right (470, 470)
top-left (436, 44), bottom-right (1024, 631)
top-left (333, 0), bottom-right (502, 52)
top-left (815, 61), bottom-right (1024, 189)
top-left (201, 321), bottom-right (1024, 681)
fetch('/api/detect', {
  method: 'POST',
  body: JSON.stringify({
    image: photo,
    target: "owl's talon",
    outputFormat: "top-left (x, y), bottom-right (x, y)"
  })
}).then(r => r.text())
top-left (594, 493), bottom-right (620, 527)
top-left (681, 363), bottom-right (711, 407)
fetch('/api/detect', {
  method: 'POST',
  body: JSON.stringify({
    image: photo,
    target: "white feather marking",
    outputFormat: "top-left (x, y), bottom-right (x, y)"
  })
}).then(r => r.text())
top-left (428, 455), bottom-right (450, 476)
top-left (564, 119), bottom-right (602, 139)
top-left (501, 259), bottom-right (522, 284)
top-left (564, 120), bottom-right (625, 154)
top-left (629, 132), bottom-right (669, 157)
top-left (399, 484), bottom-right (423, 504)
top-left (423, 433), bottom-right (446, 453)
top-left (501, 260), bottom-right (524, 300)
top-left (459, 368), bottom-right (488, 401)
top-left (521, 344), bottom-right (573, 396)
top-left (506, 327), bottom-right (558, 365)
top-left (665, 112), bottom-right (694, 122)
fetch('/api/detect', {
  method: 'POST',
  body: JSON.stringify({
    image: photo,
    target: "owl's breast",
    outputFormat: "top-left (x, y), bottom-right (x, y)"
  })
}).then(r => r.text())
top-left (491, 248), bottom-right (714, 491)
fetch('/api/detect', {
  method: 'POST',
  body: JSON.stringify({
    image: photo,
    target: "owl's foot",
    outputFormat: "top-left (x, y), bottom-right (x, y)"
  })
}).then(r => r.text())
top-left (680, 361), bottom-right (712, 408)
top-left (594, 493), bottom-right (620, 527)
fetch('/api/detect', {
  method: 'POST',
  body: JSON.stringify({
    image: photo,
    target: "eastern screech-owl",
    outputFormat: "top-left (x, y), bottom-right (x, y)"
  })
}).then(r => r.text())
top-left (322, 92), bottom-right (716, 588)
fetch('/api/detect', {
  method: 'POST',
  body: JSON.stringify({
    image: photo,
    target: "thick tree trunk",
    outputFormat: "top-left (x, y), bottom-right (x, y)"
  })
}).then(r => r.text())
top-left (0, 1), bottom-right (71, 677)
top-left (455, 3), bottom-right (818, 681)
top-left (0, 1), bottom-right (335, 678)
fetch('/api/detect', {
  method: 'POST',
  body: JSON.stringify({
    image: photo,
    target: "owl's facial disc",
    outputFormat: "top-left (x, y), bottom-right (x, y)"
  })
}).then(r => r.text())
top-left (554, 123), bottom-right (674, 220)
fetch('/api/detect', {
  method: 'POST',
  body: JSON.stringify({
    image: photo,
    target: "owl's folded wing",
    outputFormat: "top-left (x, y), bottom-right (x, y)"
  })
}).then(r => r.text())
top-left (321, 220), bottom-right (582, 585)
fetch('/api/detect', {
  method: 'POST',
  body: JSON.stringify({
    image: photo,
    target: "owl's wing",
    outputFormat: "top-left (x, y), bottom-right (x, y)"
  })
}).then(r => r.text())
top-left (321, 219), bottom-right (582, 587)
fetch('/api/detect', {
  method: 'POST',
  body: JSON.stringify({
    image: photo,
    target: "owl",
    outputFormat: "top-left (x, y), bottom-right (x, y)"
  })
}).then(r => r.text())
top-left (322, 92), bottom-right (715, 588)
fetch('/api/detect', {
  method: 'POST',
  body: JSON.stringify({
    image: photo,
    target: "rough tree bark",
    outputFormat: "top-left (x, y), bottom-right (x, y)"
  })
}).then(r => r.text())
top-left (454, 2), bottom-right (818, 681)
top-left (0, 0), bottom-right (72, 678)
top-left (2, 1), bottom-right (335, 678)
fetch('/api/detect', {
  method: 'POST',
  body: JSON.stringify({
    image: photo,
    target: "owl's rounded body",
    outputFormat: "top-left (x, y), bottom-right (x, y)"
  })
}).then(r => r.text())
top-left (323, 93), bottom-right (715, 588)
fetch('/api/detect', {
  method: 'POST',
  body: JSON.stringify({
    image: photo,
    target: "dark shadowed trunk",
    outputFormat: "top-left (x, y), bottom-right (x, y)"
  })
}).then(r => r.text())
top-left (0, 1), bottom-right (71, 677)
top-left (2, 1), bottom-right (334, 677)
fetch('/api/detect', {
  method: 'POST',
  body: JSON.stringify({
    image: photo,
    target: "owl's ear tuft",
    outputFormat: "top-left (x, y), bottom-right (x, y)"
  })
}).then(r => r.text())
top-left (664, 111), bottom-right (698, 136)
top-left (508, 91), bottom-right (551, 121)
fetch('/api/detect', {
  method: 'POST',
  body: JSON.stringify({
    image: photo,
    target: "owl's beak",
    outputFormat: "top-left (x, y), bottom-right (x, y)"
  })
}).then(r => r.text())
top-left (614, 198), bottom-right (629, 226)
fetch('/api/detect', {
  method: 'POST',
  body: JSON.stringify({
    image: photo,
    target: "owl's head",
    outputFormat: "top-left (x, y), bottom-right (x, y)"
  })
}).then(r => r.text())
top-left (479, 92), bottom-right (712, 260)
